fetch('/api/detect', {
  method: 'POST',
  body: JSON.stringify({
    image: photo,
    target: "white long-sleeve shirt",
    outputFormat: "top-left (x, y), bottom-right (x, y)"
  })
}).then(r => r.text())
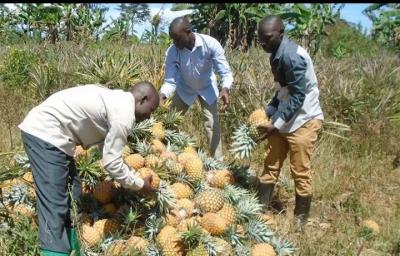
top-left (160, 32), bottom-right (234, 106)
top-left (18, 84), bottom-right (144, 191)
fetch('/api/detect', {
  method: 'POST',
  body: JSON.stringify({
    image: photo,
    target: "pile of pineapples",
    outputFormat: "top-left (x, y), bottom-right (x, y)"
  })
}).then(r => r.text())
top-left (1, 108), bottom-right (295, 256)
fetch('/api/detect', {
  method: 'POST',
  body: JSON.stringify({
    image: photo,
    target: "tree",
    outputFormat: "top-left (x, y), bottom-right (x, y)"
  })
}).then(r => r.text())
top-left (363, 4), bottom-right (400, 49)
top-left (118, 4), bottom-right (150, 36)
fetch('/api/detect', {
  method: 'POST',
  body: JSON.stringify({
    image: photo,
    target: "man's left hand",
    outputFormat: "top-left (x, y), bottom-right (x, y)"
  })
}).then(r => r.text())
top-left (256, 124), bottom-right (277, 141)
top-left (219, 88), bottom-right (230, 112)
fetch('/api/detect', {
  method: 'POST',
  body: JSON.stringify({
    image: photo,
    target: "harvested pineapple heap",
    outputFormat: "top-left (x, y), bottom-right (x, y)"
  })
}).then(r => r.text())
top-left (0, 108), bottom-right (295, 256)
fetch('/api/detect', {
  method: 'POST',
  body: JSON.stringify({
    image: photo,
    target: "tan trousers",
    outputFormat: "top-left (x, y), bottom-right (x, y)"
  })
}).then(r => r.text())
top-left (171, 93), bottom-right (223, 160)
top-left (259, 119), bottom-right (322, 197)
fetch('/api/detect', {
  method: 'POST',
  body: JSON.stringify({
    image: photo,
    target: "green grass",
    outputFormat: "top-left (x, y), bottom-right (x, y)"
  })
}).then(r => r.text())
top-left (0, 41), bottom-right (399, 255)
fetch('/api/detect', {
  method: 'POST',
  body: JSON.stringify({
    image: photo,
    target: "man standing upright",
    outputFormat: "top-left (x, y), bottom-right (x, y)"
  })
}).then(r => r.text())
top-left (256, 15), bottom-right (324, 230)
top-left (159, 16), bottom-right (234, 160)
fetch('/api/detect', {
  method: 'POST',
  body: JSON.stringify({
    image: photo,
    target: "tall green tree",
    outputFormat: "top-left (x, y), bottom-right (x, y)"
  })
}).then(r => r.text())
top-left (118, 4), bottom-right (150, 36)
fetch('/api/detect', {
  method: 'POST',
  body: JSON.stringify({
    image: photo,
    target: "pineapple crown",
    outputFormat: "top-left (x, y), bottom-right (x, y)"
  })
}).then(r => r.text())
top-left (245, 219), bottom-right (275, 243)
top-left (197, 149), bottom-right (226, 171)
top-left (181, 224), bottom-right (203, 249)
top-left (165, 129), bottom-right (197, 151)
top-left (145, 213), bottom-right (164, 241)
top-left (133, 140), bottom-right (151, 156)
top-left (270, 235), bottom-right (297, 256)
top-left (201, 234), bottom-right (222, 256)
top-left (13, 154), bottom-right (31, 169)
top-left (129, 117), bottom-right (155, 144)
top-left (235, 194), bottom-right (264, 223)
top-left (223, 225), bottom-right (245, 248)
top-left (229, 124), bottom-right (257, 159)
top-left (155, 180), bottom-right (177, 215)
top-left (3, 184), bottom-right (34, 207)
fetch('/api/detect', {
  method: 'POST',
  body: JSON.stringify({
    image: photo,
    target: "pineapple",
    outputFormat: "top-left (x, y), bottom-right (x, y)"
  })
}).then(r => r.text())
top-left (175, 198), bottom-right (195, 216)
top-left (157, 227), bottom-right (185, 256)
top-left (194, 189), bottom-right (225, 213)
top-left (151, 139), bottom-right (166, 155)
top-left (160, 151), bottom-right (177, 162)
top-left (103, 203), bottom-right (117, 215)
top-left (106, 240), bottom-right (126, 255)
top-left (165, 159), bottom-right (184, 175)
top-left (183, 156), bottom-right (204, 182)
top-left (81, 224), bottom-right (102, 248)
top-left (21, 172), bottom-right (34, 184)
top-left (177, 152), bottom-right (194, 165)
top-left (187, 244), bottom-right (209, 256)
top-left (138, 167), bottom-right (160, 190)
top-left (230, 124), bottom-right (257, 159)
top-left (207, 169), bottom-right (235, 189)
top-left (183, 146), bottom-right (197, 156)
top-left (93, 181), bottom-right (115, 204)
top-left (201, 212), bottom-right (228, 235)
top-left (164, 211), bottom-right (182, 227)
top-left (151, 122), bottom-right (165, 141)
top-left (125, 236), bottom-right (149, 253)
top-left (245, 219), bottom-right (274, 243)
top-left (248, 108), bottom-right (270, 126)
top-left (251, 243), bottom-right (276, 256)
top-left (361, 219), bottom-right (380, 234)
top-left (217, 203), bottom-right (237, 227)
top-left (93, 218), bottom-right (121, 236)
top-left (214, 237), bottom-right (234, 256)
top-left (125, 153), bottom-right (145, 170)
top-left (171, 182), bottom-right (194, 199)
top-left (145, 154), bottom-right (161, 168)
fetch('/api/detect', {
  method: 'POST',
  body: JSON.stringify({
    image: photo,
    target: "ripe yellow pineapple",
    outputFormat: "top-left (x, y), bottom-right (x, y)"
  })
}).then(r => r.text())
top-left (251, 243), bottom-right (276, 256)
top-left (207, 169), bottom-right (235, 188)
top-left (170, 182), bottom-right (193, 199)
top-left (81, 224), bottom-right (102, 248)
top-left (151, 139), bottom-right (166, 155)
top-left (175, 198), bottom-right (195, 216)
top-left (214, 237), bottom-right (234, 256)
top-left (93, 181), bottom-right (115, 204)
top-left (151, 122), bottom-right (165, 141)
top-left (145, 154), bottom-right (161, 168)
top-left (125, 153), bottom-right (145, 170)
top-left (194, 189), bottom-right (225, 213)
top-left (217, 203), bottom-right (237, 226)
top-left (158, 228), bottom-right (184, 256)
top-left (187, 244), bottom-right (208, 256)
top-left (93, 218), bottom-right (121, 236)
top-left (125, 236), bottom-right (149, 253)
top-left (201, 212), bottom-right (228, 235)
top-left (177, 152), bottom-right (195, 165)
top-left (164, 211), bottom-right (181, 227)
top-left (183, 146), bottom-right (197, 156)
top-left (165, 159), bottom-right (184, 175)
top-left (106, 240), bottom-right (126, 255)
top-left (361, 219), bottom-right (380, 234)
top-left (156, 225), bottom-right (178, 245)
top-left (248, 108), bottom-right (270, 126)
top-left (138, 167), bottom-right (160, 190)
top-left (183, 156), bottom-right (204, 182)
top-left (103, 203), bottom-right (117, 215)
top-left (160, 151), bottom-right (177, 162)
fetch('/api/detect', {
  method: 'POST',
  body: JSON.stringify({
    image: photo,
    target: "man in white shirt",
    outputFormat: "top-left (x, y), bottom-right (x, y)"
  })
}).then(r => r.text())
top-left (18, 82), bottom-right (159, 256)
top-left (159, 17), bottom-right (234, 160)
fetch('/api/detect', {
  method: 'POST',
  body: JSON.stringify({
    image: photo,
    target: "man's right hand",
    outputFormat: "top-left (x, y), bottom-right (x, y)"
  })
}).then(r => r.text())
top-left (141, 175), bottom-right (158, 194)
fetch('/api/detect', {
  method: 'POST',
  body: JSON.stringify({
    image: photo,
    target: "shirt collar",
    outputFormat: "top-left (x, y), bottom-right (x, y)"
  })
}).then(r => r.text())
top-left (193, 33), bottom-right (203, 50)
top-left (271, 36), bottom-right (289, 61)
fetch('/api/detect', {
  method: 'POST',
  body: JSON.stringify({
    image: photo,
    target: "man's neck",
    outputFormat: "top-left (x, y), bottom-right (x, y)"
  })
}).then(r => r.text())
top-left (187, 33), bottom-right (196, 51)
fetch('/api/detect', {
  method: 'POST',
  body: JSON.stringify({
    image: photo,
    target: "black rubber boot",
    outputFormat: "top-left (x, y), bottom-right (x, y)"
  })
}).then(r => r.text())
top-left (257, 183), bottom-right (275, 212)
top-left (293, 194), bottom-right (312, 231)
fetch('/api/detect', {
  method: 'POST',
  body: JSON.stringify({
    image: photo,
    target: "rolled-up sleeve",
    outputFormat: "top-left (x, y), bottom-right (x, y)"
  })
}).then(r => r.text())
top-left (102, 121), bottom-right (144, 191)
top-left (160, 46), bottom-right (179, 98)
top-left (273, 54), bottom-right (307, 130)
top-left (210, 39), bottom-right (234, 90)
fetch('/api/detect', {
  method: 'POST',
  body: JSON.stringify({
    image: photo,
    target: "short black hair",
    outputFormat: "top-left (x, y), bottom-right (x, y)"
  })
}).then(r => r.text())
top-left (169, 16), bottom-right (192, 33)
top-left (259, 15), bottom-right (285, 33)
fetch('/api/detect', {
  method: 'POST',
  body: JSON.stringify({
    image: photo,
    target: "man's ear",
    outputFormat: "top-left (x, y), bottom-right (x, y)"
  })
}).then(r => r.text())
top-left (140, 95), bottom-right (148, 104)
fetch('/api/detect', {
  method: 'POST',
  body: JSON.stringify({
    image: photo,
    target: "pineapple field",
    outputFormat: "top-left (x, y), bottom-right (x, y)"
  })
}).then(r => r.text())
top-left (0, 15), bottom-right (399, 256)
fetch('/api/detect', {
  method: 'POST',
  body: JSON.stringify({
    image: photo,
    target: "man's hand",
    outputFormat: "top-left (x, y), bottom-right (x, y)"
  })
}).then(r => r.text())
top-left (256, 124), bottom-right (277, 142)
top-left (141, 175), bottom-right (157, 194)
top-left (219, 88), bottom-right (230, 112)
top-left (159, 94), bottom-right (167, 107)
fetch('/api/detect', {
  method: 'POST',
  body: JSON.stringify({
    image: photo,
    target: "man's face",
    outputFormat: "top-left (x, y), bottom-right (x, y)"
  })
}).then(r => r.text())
top-left (169, 25), bottom-right (191, 50)
top-left (258, 22), bottom-right (283, 53)
top-left (135, 97), bottom-right (159, 122)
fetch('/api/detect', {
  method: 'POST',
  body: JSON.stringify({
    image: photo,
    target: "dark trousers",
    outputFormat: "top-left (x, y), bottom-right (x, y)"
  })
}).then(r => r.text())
top-left (21, 131), bottom-right (82, 253)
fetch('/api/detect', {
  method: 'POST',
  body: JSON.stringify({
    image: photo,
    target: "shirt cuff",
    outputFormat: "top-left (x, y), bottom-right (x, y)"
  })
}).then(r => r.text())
top-left (160, 83), bottom-right (176, 99)
top-left (121, 171), bottom-right (144, 191)
top-left (273, 117), bottom-right (287, 130)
